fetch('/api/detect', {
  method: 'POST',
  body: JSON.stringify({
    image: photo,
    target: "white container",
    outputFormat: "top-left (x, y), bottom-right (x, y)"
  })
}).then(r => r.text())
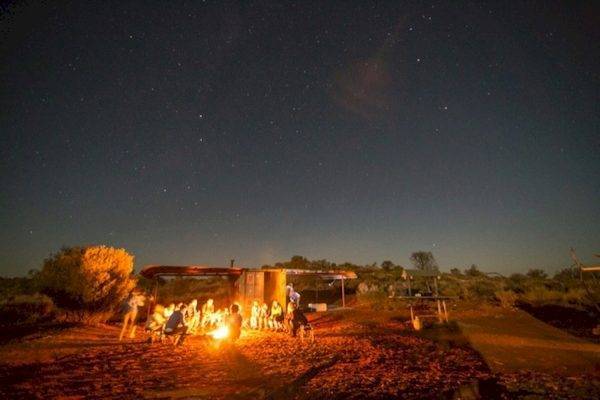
top-left (308, 303), bottom-right (327, 312)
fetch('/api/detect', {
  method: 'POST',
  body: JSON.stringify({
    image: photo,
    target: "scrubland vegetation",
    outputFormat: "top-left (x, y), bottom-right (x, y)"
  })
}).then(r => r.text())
top-left (0, 248), bottom-right (597, 339)
top-left (1, 246), bottom-right (136, 327)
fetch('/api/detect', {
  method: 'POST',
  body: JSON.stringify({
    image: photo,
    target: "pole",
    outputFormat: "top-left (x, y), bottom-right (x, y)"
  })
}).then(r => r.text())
top-left (442, 300), bottom-right (448, 322)
top-left (341, 277), bottom-right (345, 308)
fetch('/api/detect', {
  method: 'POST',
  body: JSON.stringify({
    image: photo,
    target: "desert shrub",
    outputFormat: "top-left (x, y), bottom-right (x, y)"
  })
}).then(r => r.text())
top-left (465, 279), bottom-right (501, 302)
top-left (526, 268), bottom-right (548, 279)
top-left (438, 276), bottom-right (467, 298)
top-left (494, 290), bottom-right (518, 308)
top-left (519, 287), bottom-right (566, 305)
top-left (464, 264), bottom-right (485, 277)
top-left (37, 246), bottom-right (136, 323)
top-left (561, 288), bottom-right (588, 305)
top-left (506, 273), bottom-right (528, 293)
top-left (0, 293), bottom-right (55, 325)
top-left (0, 276), bottom-right (38, 300)
top-left (356, 291), bottom-right (406, 311)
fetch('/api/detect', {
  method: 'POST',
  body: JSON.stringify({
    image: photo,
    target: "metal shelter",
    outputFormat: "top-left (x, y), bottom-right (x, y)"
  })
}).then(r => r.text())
top-left (139, 265), bottom-right (357, 318)
top-left (140, 265), bottom-right (244, 319)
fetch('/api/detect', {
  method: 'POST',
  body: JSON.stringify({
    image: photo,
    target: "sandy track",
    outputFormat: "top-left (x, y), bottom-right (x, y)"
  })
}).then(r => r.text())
top-left (0, 310), bottom-right (598, 399)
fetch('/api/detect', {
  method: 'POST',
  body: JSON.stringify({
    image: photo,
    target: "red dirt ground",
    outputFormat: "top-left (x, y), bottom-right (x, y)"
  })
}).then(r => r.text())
top-left (0, 309), bottom-right (598, 399)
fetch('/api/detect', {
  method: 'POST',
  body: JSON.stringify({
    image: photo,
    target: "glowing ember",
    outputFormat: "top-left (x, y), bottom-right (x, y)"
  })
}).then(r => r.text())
top-left (209, 326), bottom-right (229, 340)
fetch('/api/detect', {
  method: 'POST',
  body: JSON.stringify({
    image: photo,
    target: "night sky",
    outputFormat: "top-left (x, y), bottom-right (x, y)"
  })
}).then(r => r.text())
top-left (1, 1), bottom-right (599, 276)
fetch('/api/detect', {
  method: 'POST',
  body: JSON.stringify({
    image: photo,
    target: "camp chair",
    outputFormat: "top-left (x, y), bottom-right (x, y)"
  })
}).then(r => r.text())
top-left (146, 327), bottom-right (164, 343)
top-left (145, 321), bottom-right (167, 343)
top-left (163, 328), bottom-right (186, 345)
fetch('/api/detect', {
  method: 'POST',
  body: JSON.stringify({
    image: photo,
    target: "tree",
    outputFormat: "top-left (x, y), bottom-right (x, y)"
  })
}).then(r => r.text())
top-left (287, 255), bottom-right (310, 270)
top-left (37, 245), bottom-right (136, 322)
top-left (465, 264), bottom-right (484, 277)
top-left (526, 268), bottom-right (548, 279)
top-left (380, 260), bottom-right (395, 271)
top-left (410, 251), bottom-right (438, 271)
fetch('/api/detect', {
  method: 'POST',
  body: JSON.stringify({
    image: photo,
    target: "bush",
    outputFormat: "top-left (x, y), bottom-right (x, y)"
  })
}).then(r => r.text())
top-left (465, 279), bottom-right (500, 301)
top-left (519, 287), bottom-right (566, 305)
top-left (0, 294), bottom-right (55, 325)
top-left (37, 246), bottom-right (136, 323)
top-left (495, 290), bottom-right (518, 308)
top-left (526, 268), bottom-right (548, 279)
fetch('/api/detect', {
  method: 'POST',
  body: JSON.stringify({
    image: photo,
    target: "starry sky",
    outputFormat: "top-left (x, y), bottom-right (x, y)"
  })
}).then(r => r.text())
top-left (1, 1), bottom-right (599, 276)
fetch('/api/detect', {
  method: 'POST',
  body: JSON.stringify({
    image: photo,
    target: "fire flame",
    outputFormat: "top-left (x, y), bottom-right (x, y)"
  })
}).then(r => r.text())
top-left (208, 326), bottom-right (229, 340)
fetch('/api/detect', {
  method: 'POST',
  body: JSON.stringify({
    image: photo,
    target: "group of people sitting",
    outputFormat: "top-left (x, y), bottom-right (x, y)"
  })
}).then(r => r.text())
top-left (144, 298), bottom-right (240, 345)
top-left (119, 283), bottom-right (311, 345)
top-left (248, 299), bottom-right (309, 337)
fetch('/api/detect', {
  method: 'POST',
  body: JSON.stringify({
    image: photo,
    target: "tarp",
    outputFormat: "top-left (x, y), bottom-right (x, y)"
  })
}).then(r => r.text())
top-left (139, 265), bottom-right (245, 279)
top-left (284, 269), bottom-right (358, 280)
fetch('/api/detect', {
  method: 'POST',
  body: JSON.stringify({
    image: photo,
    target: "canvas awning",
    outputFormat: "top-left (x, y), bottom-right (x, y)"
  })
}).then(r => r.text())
top-left (283, 269), bottom-right (357, 280)
top-left (139, 265), bottom-right (245, 279)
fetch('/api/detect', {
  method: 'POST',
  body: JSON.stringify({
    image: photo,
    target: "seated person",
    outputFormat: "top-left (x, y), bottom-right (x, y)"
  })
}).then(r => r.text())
top-left (250, 300), bottom-right (260, 330)
top-left (186, 299), bottom-right (200, 333)
top-left (269, 300), bottom-right (284, 331)
top-left (146, 304), bottom-right (167, 332)
top-left (258, 303), bottom-right (269, 330)
top-left (212, 309), bottom-right (223, 326)
top-left (289, 302), bottom-right (310, 337)
top-left (201, 298), bottom-right (215, 328)
top-left (227, 303), bottom-right (243, 341)
top-left (164, 304), bottom-right (188, 345)
top-left (163, 303), bottom-right (175, 319)
top-left (221, 307), bottom-right (230, 320)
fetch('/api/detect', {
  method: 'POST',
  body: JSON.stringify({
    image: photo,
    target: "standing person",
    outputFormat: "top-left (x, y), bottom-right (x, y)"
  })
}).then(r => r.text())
top-left (227, 303), bottom-right (243, 341)
top-left (287, 283), bottom-right (301, 306)
top-left (164, 304), bottom-right (188, 345)
top-left (286, 283), bottom-right (294, 302)
top-left (119, 290), bottom-right (145, 341)
top-left (290, 290), bottom-right (301, 307)
top-left (289, 302), bottom-right (309, 337)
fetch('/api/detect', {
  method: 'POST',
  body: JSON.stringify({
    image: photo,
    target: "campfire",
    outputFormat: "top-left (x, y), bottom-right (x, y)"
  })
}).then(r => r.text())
top-left (208, 326), bottom-right (230, 340)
